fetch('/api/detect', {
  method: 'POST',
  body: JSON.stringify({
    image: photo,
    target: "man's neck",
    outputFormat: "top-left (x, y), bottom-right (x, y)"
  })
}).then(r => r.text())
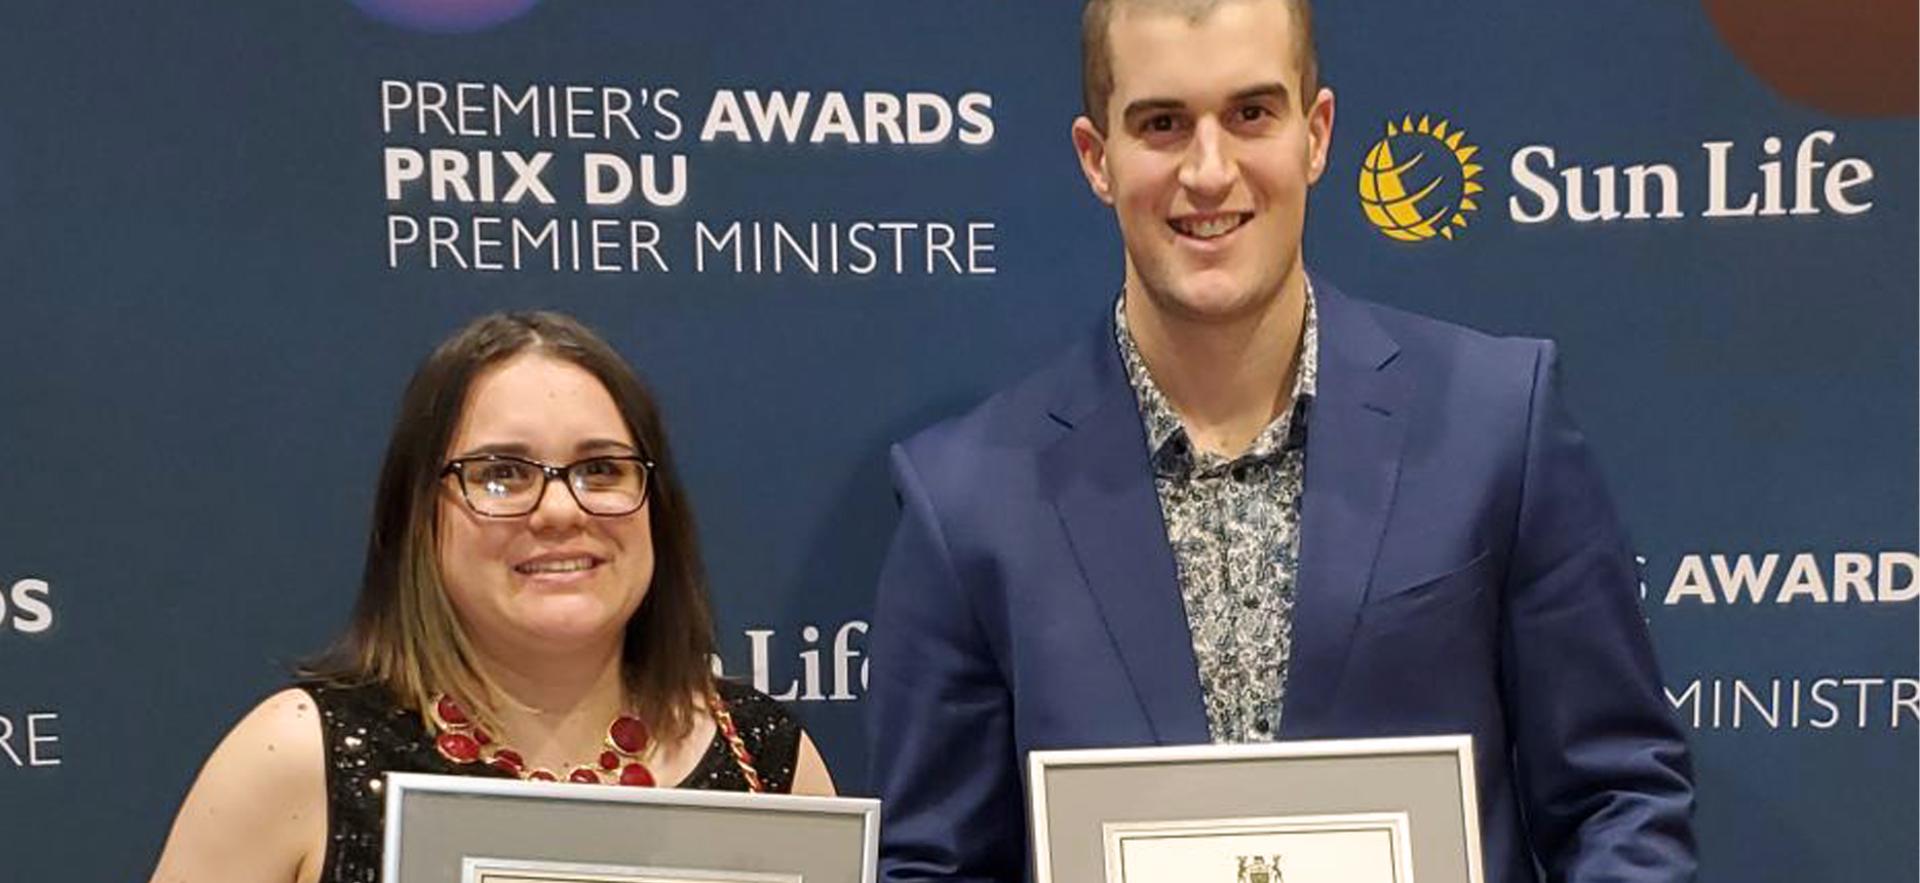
top-left (1124, 272), bottom-right (1308, 459)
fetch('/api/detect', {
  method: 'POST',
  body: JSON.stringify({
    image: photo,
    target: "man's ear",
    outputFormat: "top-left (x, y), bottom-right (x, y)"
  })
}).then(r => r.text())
top-left (1306, 86), bottom-right (1335, 185)
top-left (1072, 115), bottom-right (1115, 205)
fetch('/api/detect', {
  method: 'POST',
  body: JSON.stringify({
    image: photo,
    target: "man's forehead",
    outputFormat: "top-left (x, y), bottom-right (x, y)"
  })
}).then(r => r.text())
top-left (1105, 0), bottom-right (1298, 40)
top-left (1107, 0), bottom-right (1276, 26)
top-left (1104, 0), bottom-right (1303, 98)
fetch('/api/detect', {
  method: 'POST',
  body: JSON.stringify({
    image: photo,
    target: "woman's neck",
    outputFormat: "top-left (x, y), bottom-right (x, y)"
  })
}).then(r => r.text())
top-left (469, 641), bottom-right (631, 772)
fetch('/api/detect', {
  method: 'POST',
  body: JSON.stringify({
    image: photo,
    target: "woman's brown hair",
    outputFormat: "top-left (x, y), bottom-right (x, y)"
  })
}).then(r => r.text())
top-left (305, 311), bottom-right (716, 741)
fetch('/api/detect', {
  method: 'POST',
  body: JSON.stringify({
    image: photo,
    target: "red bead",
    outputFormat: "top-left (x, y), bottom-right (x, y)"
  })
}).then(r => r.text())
top-left (490, 758), bottom-right (521, 775)
top-left (608, 716), bottom-right (649, 753)
top-left (528, 769), bottom-right (558, 782)
top-left (435, 695), bottom-right (470, 726)
top-left (568, 767), bottom-right (602, 784)
top-left (491, 749), bottom-right (524, 771)
top-left (435, 732), bottom-right (481, 763)
top-left (619, 763), bottom-right (655, 787)
top-left (473, 728), bottom-right (493, 747)
top-left (598, 750), bottom-right (621, 771)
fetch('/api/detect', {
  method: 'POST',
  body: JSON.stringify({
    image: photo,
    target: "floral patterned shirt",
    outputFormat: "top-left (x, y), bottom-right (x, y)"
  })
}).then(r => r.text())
top-left (1114, 284), bottom-right (1318, 743)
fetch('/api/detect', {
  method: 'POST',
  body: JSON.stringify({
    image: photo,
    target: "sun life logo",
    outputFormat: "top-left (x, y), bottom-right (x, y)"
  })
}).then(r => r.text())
top-left (1359, 115), bottom-right (1484, 242)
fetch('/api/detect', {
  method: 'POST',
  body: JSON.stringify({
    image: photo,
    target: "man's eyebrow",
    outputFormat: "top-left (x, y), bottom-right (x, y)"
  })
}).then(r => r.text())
top-left (1120, 97), bottom-right (1187, 119)
top-left (1230, 82), bottom-right (1292, 104)
top-left (1121, 83), bottom-right (1294, 120)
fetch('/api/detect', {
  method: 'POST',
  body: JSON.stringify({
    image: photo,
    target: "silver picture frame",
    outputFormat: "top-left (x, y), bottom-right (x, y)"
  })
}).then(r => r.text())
top-left (1029, 735), bottom-right (1485, 883)
top-left (383, 773), bottom-right (879, 883)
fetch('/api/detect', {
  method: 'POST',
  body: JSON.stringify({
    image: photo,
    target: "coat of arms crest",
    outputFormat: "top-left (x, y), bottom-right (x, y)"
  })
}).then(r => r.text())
top-left (1236, 854), bottom-right (1284, 883)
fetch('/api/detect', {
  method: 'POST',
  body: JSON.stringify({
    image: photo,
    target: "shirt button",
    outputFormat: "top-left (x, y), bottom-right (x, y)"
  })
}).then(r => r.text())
top-left (1253, 718), bottom-right (1271, 734)
top-left (1241, 595), bottom-right (1260, 610)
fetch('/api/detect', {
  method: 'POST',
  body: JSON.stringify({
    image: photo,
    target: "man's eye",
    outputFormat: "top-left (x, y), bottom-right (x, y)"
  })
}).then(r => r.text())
top-left (1237, 105), bottom-right (1272, 122)
top-left (1142, 114), bottom-right (1178, 133)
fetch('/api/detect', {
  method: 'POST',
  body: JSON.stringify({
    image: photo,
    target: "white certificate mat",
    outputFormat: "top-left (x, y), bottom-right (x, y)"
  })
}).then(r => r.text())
top-left (385, 773), bottom-right (877, 883)
top-left (1030, 736), bottom-right (1483, 883)
top-left (464, 856), bottom-right (802, 883)
top-left (1103, 813), bottom-right (1412, 883)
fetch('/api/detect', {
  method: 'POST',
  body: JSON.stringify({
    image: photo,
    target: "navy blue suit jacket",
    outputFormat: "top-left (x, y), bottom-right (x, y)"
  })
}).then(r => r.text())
top-left (867, 282), bottom-right (1696, 883)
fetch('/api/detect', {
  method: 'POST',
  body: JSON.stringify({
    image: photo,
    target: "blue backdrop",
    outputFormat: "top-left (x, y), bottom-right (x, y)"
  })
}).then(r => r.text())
top-left (1, 2), bottom-right (1913, 881)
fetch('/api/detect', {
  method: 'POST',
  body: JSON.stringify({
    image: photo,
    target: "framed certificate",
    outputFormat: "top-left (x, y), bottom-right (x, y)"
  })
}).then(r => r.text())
top-left (1029, 735), bottom-right (1484, 883)
top-left (382, 773), bottom-right (878, 883)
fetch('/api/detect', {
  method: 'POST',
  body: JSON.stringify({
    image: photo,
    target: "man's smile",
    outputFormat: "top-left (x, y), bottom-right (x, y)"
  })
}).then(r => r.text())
top-left (1168, 211), bottom-right (1253, 240)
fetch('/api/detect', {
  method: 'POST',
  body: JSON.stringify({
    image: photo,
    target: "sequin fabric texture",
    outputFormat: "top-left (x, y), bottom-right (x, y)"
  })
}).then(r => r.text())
top-left (305, 679), bottom-right (802, 882)
top-left (1113, 285), bottom-right (1319, 743)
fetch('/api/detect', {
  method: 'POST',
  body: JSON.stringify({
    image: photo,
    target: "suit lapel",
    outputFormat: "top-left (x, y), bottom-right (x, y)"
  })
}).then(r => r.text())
top-left (1041, 324), bottom-right (1210, 745)
top-left (1286, 283), bottom-right (1411, 729)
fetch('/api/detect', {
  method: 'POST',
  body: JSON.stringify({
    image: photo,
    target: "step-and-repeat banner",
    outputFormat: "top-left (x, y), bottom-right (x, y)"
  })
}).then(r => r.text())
top-left (2, 2), bottom-right (1913, 880)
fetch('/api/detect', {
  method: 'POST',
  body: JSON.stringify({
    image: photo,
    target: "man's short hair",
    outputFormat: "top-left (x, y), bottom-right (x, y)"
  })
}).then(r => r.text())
top-left (1080, 0), bottom-right (1319, 133)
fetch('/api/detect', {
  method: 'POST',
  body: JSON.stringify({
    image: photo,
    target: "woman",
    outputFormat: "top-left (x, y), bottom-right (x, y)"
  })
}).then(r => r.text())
top-left (150, 311), bottom-right (834, 883)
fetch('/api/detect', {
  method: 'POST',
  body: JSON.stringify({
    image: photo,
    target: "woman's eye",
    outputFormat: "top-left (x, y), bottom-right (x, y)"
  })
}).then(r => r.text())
top-left (574, 458), bottom-right (637, 488)
top-left (475, 462), bottom-right (532, 489)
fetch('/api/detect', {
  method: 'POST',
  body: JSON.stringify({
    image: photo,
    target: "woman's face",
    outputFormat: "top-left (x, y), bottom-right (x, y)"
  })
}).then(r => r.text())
top-left (434, 353), bottom-right (655, 661)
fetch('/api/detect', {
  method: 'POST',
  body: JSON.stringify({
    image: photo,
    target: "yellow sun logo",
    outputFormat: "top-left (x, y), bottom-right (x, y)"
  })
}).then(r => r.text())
top-left (1358, 114), bottom-right (1484, 242)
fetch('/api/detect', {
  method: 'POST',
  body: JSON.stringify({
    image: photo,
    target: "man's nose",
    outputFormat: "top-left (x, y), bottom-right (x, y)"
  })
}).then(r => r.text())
top-left (1178, 118), bottom-right (1237, 198)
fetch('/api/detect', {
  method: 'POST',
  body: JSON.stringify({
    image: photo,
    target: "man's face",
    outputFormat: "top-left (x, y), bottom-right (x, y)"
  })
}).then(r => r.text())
top-left (1074, 0), bottom-right (1334, 326)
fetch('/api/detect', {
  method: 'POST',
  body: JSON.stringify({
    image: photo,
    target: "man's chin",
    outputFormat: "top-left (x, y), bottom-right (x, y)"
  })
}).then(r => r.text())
top-left (1139, 278), bottom-right (1283, 326)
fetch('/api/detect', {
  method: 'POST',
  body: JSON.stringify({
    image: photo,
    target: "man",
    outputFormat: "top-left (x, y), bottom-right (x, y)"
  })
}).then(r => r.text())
top-left (866, 1), bottom-right (1697, 881)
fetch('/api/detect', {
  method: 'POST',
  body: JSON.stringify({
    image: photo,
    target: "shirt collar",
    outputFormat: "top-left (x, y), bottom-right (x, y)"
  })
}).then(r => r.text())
top-left (1115, 280), bottom-right (1319, 470)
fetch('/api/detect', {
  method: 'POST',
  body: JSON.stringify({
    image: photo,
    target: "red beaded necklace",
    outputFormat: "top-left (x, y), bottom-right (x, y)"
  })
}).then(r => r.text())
top-left (428, 684), bottom-right (764, 792)
top-left (428, 693), bottom-right (658, 786)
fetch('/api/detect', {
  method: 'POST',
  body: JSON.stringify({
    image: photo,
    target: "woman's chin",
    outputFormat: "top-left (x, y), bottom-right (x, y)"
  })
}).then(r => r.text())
top-left (504, 598), bottom-right (626, 646)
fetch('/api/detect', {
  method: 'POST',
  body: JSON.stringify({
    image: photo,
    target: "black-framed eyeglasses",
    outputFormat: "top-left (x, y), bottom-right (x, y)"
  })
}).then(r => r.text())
top-left (440, 454), bottom-right (655, 517)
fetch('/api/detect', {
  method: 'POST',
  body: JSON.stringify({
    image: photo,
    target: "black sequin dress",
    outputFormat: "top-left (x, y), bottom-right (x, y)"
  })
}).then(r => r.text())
top-left (302, 679), bottom-right (803, 883)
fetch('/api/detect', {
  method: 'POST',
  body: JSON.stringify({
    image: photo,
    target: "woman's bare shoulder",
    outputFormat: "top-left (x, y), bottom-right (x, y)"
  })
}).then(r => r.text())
top-left (148, 688), bottom-right (328, 883)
